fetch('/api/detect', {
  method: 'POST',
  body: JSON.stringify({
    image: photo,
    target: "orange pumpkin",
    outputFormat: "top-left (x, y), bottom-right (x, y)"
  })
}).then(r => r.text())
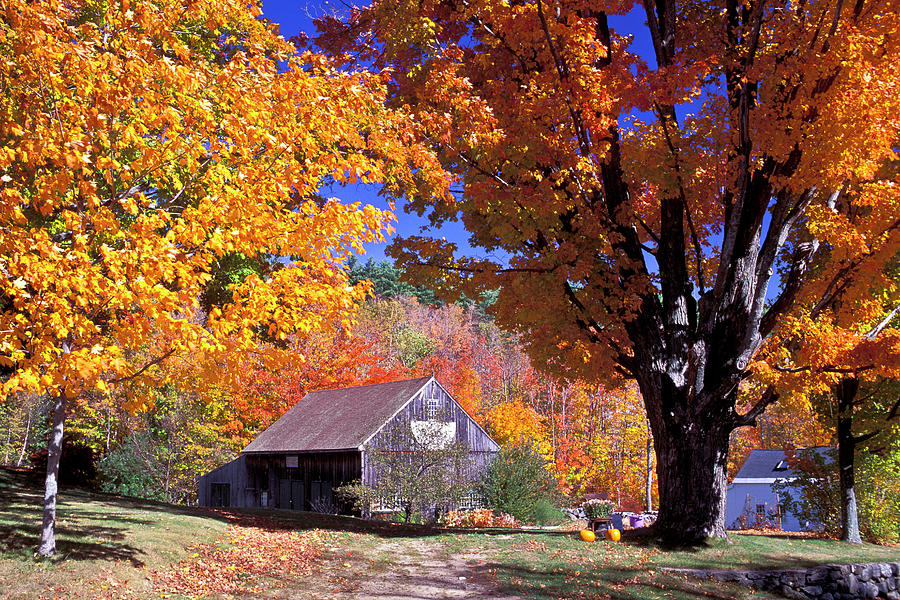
top-left (605, 528), bottom-right (621, 542)
top-left (579, 529), bottom-right (596, 542)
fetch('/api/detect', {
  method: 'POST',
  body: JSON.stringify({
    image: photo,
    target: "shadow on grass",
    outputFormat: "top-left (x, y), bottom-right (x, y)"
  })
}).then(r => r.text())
top-left (0, 519), bottom-right (148, 567)
top-left (217, 507), bottom-right (586, 539)
top-left (0, 495), bottom-right (150, 566)
top-left (0, 468), bottom-right (175, 565)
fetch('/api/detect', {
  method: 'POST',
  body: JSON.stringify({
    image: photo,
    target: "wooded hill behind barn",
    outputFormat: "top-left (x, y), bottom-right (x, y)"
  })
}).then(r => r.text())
top-left (197, 376), bottom-right (500, 512)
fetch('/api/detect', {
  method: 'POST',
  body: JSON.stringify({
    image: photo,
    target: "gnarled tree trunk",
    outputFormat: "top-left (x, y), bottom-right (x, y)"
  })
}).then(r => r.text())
top-left (653, 421), bottom-right (731, 540)
top-left (637, 367), bottom-right (737, 542)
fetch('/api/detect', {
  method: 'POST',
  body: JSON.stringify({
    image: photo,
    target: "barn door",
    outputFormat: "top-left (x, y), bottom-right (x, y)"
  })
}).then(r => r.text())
top-left (291, 481), bottom-right (305, 511)
top-left (210, 483), bottom-right (230, 507)
top-left (279, 478), bottom-right (305, 510)
top-left (279, 479), bottom-right (291, 509)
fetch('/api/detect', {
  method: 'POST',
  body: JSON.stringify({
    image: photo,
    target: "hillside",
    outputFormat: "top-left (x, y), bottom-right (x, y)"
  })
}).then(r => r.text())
top-left (2, 467), bottom-right (898, 600)
top-left (0, 468), bottom-right (328, 599)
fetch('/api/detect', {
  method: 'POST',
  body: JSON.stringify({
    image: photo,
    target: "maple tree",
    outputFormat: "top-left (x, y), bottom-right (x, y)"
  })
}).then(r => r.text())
top-left (317, 0), bottom-right (900, 540)
top-left (485, 398), bottom-right (554, 460)
top-left (0, 0), bottom-right (444, 555)
top-left (757, 244), bottom-right (900, 542)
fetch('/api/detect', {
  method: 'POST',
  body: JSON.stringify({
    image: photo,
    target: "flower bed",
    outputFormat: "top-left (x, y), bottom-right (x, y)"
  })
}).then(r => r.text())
top-left (443, 509), bottom-right (521, 528)
top-left (581, 499), bottom-right (615, 519)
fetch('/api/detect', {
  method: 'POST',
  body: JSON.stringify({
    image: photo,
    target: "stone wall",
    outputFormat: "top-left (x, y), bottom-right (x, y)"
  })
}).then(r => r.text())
top-left (667, 562), bottom-right (900, 599)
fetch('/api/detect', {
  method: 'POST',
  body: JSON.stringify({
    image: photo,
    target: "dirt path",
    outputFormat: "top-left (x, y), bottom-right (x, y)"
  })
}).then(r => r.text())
top-left (303, 536), bottom-right (525, 600)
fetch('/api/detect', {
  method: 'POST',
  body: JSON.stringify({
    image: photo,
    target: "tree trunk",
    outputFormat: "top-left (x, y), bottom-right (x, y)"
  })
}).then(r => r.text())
top-left (16, 405), bottom-right (32, 468)
top-left (836, 377), bottom-right (863, 544)
top-left (653, 425), bottom-right (731, 542)
top-left (37, 393), bottom-right (67, 557)
top-left (641, 371), bottom-right (733, 544)
top-left (645, 433), bottom-right (653, 512)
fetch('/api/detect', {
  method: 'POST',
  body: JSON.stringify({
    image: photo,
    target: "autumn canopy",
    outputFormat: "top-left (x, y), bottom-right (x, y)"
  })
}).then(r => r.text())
top-left (316, 0), bottom-right (900, 541)
top-left (1, 0), bottom-right (898, 550)
top-left (0, 0), bottom-right (443, 555)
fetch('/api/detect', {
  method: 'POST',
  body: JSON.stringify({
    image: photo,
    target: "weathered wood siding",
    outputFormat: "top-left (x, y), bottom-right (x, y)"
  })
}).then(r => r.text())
top-left (361, 378), bottom-right (499, 486)
top-left (198, 377), bottom-right (499, 513)
top-left (198, 452), bottom-right (361, 511)
top-left (197, 455), bottom-right (253, 508)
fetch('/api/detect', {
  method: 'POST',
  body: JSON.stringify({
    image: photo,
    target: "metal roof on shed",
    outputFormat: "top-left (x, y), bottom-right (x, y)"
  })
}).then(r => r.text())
top-left (733, 447), bottom-right (832, 481)
top-left (242, 376), bottom-right (432, 453)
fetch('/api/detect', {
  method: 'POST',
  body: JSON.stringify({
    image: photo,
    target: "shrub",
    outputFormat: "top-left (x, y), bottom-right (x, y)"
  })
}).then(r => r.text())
top-left (857, 452), bottom-right (900, 544)
top-left (97, 435), bottom-right (166, 501)
top-left (532, 498), bottom-right (565, 525)
top-left (480, 438), bottom-right (561, 524)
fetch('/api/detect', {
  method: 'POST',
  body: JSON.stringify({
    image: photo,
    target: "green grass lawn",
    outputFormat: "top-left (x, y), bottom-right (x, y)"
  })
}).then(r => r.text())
top-left (1, 467), bottom-right (897, 600)
top-left (0, 468), bottom-right (228, 599)
top-left (426, 528), bottom-right (900, 600)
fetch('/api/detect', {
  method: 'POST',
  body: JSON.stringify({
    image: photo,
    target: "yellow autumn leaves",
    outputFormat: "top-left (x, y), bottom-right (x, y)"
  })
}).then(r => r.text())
top-left (0, 0), bottom-right (446, 402)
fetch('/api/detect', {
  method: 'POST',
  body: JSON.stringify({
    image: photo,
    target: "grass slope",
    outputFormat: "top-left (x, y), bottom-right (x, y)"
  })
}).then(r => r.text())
top-left (0, 468), bottom-right (228, 599)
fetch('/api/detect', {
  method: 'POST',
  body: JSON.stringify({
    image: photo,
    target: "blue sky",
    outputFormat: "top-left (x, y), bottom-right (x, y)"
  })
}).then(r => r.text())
top-left (261, 1), bottom-right (655, 263)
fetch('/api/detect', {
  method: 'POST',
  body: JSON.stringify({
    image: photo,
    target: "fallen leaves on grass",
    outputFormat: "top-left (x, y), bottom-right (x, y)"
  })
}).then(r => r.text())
top-left (512, 539), bottom-right (547, 552)
top-left (734, 528), bottom-right (818, 538)
top-left (151, 521), bottom-right (324, 598)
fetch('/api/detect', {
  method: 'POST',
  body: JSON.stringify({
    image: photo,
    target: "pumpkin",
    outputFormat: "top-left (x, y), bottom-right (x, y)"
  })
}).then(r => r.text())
top-left (605, 528), bottom-right (621, 542)
top-left (579, 529), bottom-right (596, 542)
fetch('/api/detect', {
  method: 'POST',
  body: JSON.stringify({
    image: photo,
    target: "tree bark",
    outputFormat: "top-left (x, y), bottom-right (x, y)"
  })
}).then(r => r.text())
top-left (836, 377), bottom-right (863, 544)
top-left (651, 416), bottom-right (731, 542)
top-left (645, 433), bottom-right (653, 512)
top-left (37, 393), bottom-right (67, 557)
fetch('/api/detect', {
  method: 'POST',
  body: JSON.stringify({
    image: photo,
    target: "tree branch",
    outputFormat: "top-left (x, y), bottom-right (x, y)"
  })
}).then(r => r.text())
top-left (734, 384), bottom-right (779, 427)
top-left (108, 348), bottom-right (176, 384)
top-left (865, 301), bottom-right (900, 340)
top-left (535, 0), bottom-right (593, 158)
top-left (772, 363), bottom-right (875, 374)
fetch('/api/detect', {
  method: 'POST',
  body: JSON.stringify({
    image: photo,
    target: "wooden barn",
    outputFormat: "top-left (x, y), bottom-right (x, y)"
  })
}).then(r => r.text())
top-left (197, 376), bottom-right (500, 512)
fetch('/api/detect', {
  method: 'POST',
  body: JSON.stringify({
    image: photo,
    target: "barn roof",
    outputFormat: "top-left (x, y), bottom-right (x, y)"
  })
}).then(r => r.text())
top-left (242, 376), bottom-right (432, 453)
top-left (732, 447), bottom-right (832, 483)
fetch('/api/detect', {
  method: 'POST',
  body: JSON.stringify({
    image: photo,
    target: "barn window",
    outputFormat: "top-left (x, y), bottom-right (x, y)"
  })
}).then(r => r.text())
top-left (425, 397), bottom-right (441, 420)
top-left (285, 455), bottom-right (298, 468)
top-left (774, 460), bottom-right (788, 471)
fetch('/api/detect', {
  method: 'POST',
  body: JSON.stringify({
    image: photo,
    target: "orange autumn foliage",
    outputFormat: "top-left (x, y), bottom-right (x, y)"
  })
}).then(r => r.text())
top-left (0, 0), bottom-right (446, 554)
top-left (317, 0), bottom-right (900, 539)
top-left (0, 0), bottom-right (446, 401)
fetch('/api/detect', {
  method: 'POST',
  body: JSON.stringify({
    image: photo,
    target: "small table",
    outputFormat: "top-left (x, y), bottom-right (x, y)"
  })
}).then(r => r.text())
top-left (587, 517), bottom-right (612, 533)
